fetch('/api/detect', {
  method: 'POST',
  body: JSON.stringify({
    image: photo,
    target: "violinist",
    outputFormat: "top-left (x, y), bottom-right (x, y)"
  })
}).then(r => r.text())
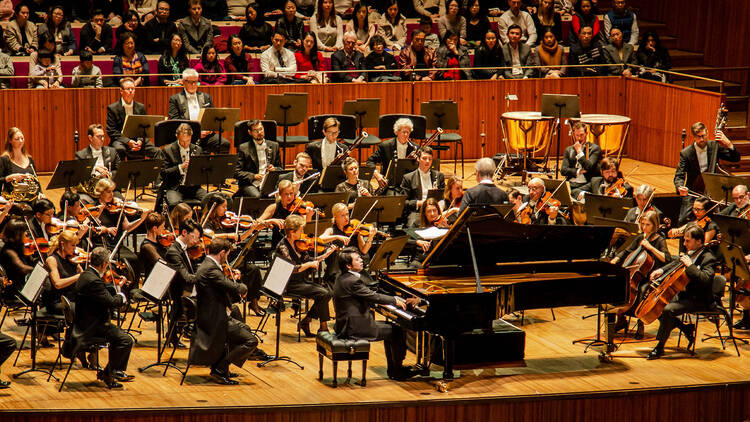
top-left (259, 179), bottom-right (313, 246)
top-left (28, 198), bottom-right (56, 241)
top-left (719, 184), bottom-right (749, 218)
top-left (74, 123), bottom-right (120, 205)
top-left (138, 213), bottom-right (168, 280)
top-left (367, 118), bottom-right (418, 193)
top-left (1, 127), bottom-right (43, 205)
top-left (523, 177), bottom-right (567, 225)
top-left (668, 197), bottom-right (717, 252)
top-left (407, 198), bottom-right (448, 267)
top-left (439, 175), bottom-right (463, 225)
top-left (335, 157), bottom-right (372, 208)
top-left (610, 210), bottom-right (671, 339)
top-left (646, 224), bottom-right (716, 360)
top-left (320, 203), bottom-right (378, 285)
top-left (305, 117), bottom-right (347, 172)
top-left (159, 123), bottom-right (207, 209)
top-left (164, 219), bottom-right (203, 348)
top-left (0, 219), bottom-right (36, 302)
top-left (170, 202), bottom-right (194, 229)
top-left (272, 214), bottom-right (332, 337)
top-left (279, 152), bottom-right (318, 195)
top-left (43, 230), bottom-right (84, 340)
top-left (624, 184), bottom-right (661, 223)
top-left (400, 146), bottom-right (445, 228)
top-left (574, 157), bottom-right (632, 199)
top-left (234, 120), bottom-right (281, 199)
top-left (57, 191), bottom-right (92, 244)
top-left (508, 188), bottom-right (525, 223)
top-left (560, 122), bottom-right (602, 191)
top-left (458, 157), bottom-right (509, 215)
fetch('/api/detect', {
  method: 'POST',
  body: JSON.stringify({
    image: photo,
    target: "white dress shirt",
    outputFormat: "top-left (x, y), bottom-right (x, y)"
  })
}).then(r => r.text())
top-left (498, 9), bottom-right (537, 45)
top-left (418, 168), bottom-right (432, 201)
top-left (321, 139), bottom-right (336, 169)
top-left (260, 46), bottom-right (297, 79)
top-left (185, 91), bottom-right (200, 121)
top-left (253, 140), bottom-right (268, 187)
top-left (91, 146), bottom-right (104, 169)
top-left (396, 141), bottom-right (408, 159)
top-left (695, 144), bottom-right (708, 173)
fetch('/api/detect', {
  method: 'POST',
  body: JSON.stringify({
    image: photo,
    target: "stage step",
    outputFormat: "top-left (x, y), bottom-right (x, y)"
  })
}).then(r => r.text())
top-left (669, 49), bottom-right (705, 67)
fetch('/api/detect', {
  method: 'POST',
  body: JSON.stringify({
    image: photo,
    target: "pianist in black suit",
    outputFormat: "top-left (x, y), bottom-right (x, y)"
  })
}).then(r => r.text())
top-left (279, 152), bottom-right (319, 195)
top-left (458, 158), bottom-right (508, 216)
top-left (560, 122), bottom-right (602, 191)
top-left (399, 147), bottom-right (445, 228)
top-left (333, 247), bottom-right (420, 380)
top-left (305, 117), bottom-right (347, 172)
top-left (366, 118), bottom-right (419, 193)
top-left (159, 123), bottom-right (207, 209)
top-left (234, 120), bottom-right (281, 198)
top-left (105, 77), bottom-right (160, 161)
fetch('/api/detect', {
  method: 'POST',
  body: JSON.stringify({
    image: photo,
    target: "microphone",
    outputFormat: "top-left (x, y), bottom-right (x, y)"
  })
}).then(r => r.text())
top-left (681, 129), bottom-right (686, 149)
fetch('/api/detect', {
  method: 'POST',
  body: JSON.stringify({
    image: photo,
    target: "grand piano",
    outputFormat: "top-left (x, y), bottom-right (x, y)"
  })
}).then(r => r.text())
top-left (375, 206), bottom-right (629, 380)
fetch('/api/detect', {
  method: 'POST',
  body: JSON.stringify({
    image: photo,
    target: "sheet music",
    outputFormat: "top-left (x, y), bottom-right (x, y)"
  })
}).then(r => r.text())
top-left (263, 257), bottom-right (295, 297)
top-left (20, 263), bottom-right (49, 304)
top-left (415, 226), bottom-right (449, 240)
top-left (141, 260), bottom-right (176, 301)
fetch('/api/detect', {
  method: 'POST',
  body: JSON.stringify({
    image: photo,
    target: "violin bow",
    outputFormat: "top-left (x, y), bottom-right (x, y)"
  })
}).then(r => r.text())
top-left (534, 181), bottom-right (566, 219)
top-left (201, 202), bottom-right (216, 228)
top-left (290, 174), bottom-right (320, 215)
top-left (22, 216), bottom-right (45, 262)
top-left (115, 180), bottom-right (133, 234)
top-left (346, 200), bottom-right (379, 243)
top-left (267, 171), bottom-right (320, 197)
top-left (235, 197), bottom-right (244, 240)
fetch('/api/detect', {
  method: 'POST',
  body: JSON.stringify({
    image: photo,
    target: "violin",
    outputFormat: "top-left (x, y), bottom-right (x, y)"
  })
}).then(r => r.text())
top-left (103, 268), bottom-right (128, 286)
top-left (668, 215), bottom-right (711, 238)
top-left (343, 219), bottom-right (389, 238)
top-left (285, 197), bottom-right (324, 217)
top-left (69, 247), bottom-right (89, 265)
top-left (158, 231), bottom-right (176, 248)
top-left (220, 211), bottom-right (264, 231)
top-left (294, 233), bottom-right (329, 254)
top-left (515, 203), bottom-right (533, 224)
top-left (23, 235), bottom-right (49, 256)
top-left (534, 192), bottom-right (569, 220)
top-left (604, 178), bottom-right (628, 197)
top-left (222, 263), bottom-right (241, 280)
top-left (105, 199), bottom-right (147, 216)
top-left (186, 243), bottom-right (205, 260)
top-left (81, 204), bottom-right (104, 220)
top-left (45, 217), bottom-right (80, 236)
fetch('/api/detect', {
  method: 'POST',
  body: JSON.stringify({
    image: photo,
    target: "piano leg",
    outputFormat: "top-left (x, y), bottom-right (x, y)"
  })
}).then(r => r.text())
top-left (600, 312), bottom-right (617, 362)
top-left (442, 337), bottom-right (454, 380)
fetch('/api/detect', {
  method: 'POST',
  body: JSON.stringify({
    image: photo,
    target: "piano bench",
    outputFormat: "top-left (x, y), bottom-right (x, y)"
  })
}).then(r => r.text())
top-left (316, 331), bottom-right (370, 388)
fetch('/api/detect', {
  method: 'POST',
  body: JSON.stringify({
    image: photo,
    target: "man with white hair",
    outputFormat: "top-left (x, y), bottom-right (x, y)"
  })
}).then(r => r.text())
top-left (167, 68), bottom-right (230, 154)
top-left (458, 157), bottom-right (508, 215)
top-left (366, 117), bottom-right (419, 192)
top-left (330, 31), bottom-right (366, 83)
top-left (523, 177), bottom-right (567, 225)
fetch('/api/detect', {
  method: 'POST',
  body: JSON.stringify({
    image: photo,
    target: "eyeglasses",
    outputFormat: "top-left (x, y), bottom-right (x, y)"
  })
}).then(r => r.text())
top-left (184, 79), bottom-right (199, 84)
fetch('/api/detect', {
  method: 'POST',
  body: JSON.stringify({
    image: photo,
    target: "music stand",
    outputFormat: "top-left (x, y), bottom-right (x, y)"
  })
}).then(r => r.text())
top-left (702, 173), bottom-right (748, 205)
top-left (198, 108), bottom-right (242, 138)
top-left (113, 159), bottom-right (162, 202)
top-left (13, 264), bottom-right (56, 380)
top-left (427, 188), bottom-right (443, 203)
top-left (122, 115), bottom-right (166, 159)
top-left (259, 170), bottom-right (287, 197)
top-left (184, 154), bottom-right (238, 192)
top-left (492, 204), bottom-right (517, 221)
top-left (235, 198), bottom-right (275, 218)
top-left (319, 166), bottom-right (346, 192)
top-left (384, 160), bottom-right (418, 189)
top-left (265, 93), bottom-right (309, 165)
top-left (137, 260), bottom-right (177, 374)
top-left (351, 195), bottom-right (406, 227)
top-left (541, 94), bottom-right (581, 179)
top-left (303, 220), bottom-right (332, 236)
top-left (713, 214), bottom-right (750, 251)
top-left (47, 158), bottom-right (95, 192)
top-left (343, 99), bottom-right (380, 136)
top-left (717, 241), bottom-right (750, 349)
top-left (584, 193), bottom-right (633, 221)
top-left (306, 192), bottom-right (348, 218)
top-left (421, 100), bottom-right (463, 175)
top-left (368, 235), bottom-right (409, 273)
top-left (359, 165), bottom-right (375, 180)
top-left (541, 178), bottom-right (573, 207)
top-left (257, 256), bottom-right (303, 369)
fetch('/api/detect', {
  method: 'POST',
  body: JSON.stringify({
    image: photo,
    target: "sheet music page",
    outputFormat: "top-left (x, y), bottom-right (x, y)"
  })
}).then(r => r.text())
top-left (415, 227), bottom-right (449, 240)
top-left (20, 263), bottom-right (49, 304)
top-left (142, 260), bottom-right (176, 301)
top-left (263, 257), bottom-right (295, 296)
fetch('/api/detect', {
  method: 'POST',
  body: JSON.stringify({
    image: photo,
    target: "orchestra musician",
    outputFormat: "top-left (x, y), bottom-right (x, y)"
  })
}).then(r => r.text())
top-left (105, 77), bottom-right (159, 161)
top-left (43, 230), bottom-right (84, 316)
top-left (164, 219), bottom-right (203, 348)
top-left (159, 123), bottom-right (207, 209)
top-left (305, 117), bottom-right (347, 172)
top-left (320, 202), bottom-right (378, 285)
top-left (399, 146), bottom-right (445, 228)
top-left (610, 210), bottom-right (671, 339)
top-left (28, 198), bottom-right (56, 241)
top-left (646, 224), bottom-right (716, 360)
top-left (234, 120), bottom-right (281, 199)
top-left (1, 127), bottom-right (43, 204)
top-left (458, 158), bottom-right (509, 215)
top-left (138, 212), bottom-right (168, 279)
top-left (170, 202), bottom-right (194, 229)
top-left (66, 246), bottom-right (135, 388)
top-left (335, 157), bottom-right (372, 208)
top-left (167, 68), bottom-right (230, 154)
top-left (279, 152), bottom-right (319, 195)
top-left (272, 214), bottom-right (332, 337)
top-left (0, 329), bottom-right (15, 389)
top-left (674, 121), bottom-right (739, 224)
top-left (561, 122), bottom-right (602, 192)
top-left (719, 184), bottom-right (749, 217)
top-left (367, 117), bottom-right (418, 193)
top-left (333, 247), bottom-right (420, 381)
top-left (191, 237), bottom-right (259, 385)
top-left (56, 191), bottom-right (93, 246)
top-left (258, 179), bottom-right (313, 246)
top-left (523, 177), bottom-right (568, 225)
top-left (624, 184), bottom-right (661, 223)
top-left (0, 219), bottom-right (36, 302)
top-left (439, 175), bottom-right (463, 225)
top-left (406, 198), bottom-right (448, 267)
top-left (574, 157), bottom-right (633, 198)
top-left (668, 197), bottom-right (717, 252)
top-left (75, 123), bottom-right (120, 204)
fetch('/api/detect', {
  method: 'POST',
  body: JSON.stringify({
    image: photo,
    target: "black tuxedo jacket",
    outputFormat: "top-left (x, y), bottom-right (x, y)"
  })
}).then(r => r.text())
top-left (279, 170), bottom-right (319, 194)
top-left (520, 194), bottom-right (568, 225)
top-left (365, 138), bottom-right (418, 176)
top-left (399, 168), bottom-right (445, 212)
top-left (673, 141), bottom-right (741, 192)
top-left (168, 90), bottom-right (214, 120)
top-left (75, 146), bottom-right (121, 174)
top-left (458, 182), bottom-right (509, 215)
top-left (576, 176), bottom-right (633, 198)
top-left (165, 241), bottom-right (199, 298)
top-left (305, 139), bottom-right (347, 172)
top-left (330, 49), bottom-right (366, 83)
top-left (656, 249), bottom-right (717, 306)
top-left (190, 258), bottom-right (246, 366)
top-left (105, 100), bottom-right (147, 147)
top-left (719, 202), bottom-right (750, 217)
top-left (159, 142), bottom-right (203, 190)
top-left (235, 140), bottom-right (281, 187)
top-left (72, 267), bottom-right (124, 340)
top-left (333, 271), bottom-right (396, 340)
top-left (560, 143), bottom-right (602, 182)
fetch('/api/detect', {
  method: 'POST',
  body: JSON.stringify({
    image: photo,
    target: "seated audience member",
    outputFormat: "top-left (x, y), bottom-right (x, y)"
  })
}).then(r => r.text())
top-left (225, 35), bottom-right (255, 85)
top-left (501, 25), bottom-right (534, 79)
top-left (165, 0), bottom-right (190, 21)
top-left (202, 0), bottom-right (229, 21)
top-left (158, 32), bottom-right (190, 86)
top-left (636, 31), bottom-right (671, 83)
top-left (498, 0), bottom-right (536, 45)
top-left (144, 1), bottom-right (179, 54)
top-left (295, 32), bottom-right (326, 84)
top-left (260, 29), bottom-right (297, 84)
top-left (555, 0), bottom-right (574, 15)
top-left (160, 123), bottom-right (207, 208)
top-left (569, 0), bottom-right (601, 45)
top-left (37, 5), bottom-right (76, 56)
top-left (194, 45), bottom-right (227, 85)
top-left (80, 10), bottom-right (114, 55)
top-left (310, 0), bottom-right (344, 52)
top-left (296, 0), bottom-right (316, 17)
top-left (30, 49), bottom-right (63, 89)
top-left (71, 50), bottom-right (104, 88)
top-left (414, 0), bottom-right (445, 21)
top-left (604, 0), bottom-right (638, 46)
top-left (438, 0), bottom-right (466, 44)
top-left (276, 0), bottom-right (305, 50)
top-left (465, 0), bottom-right (491, 48)
top-left (568, 25), bottom-right (605, 77)
top-left (419, 15), bottom-right (440, 50)
top-left (532, 0), bottom-right (562, 44)
top-left (436, 30), bottom-right (471, 80)
top-left (472, 28), bottom-right (504, 80)
top-left (0, 0), bottom-right (12, 21)
top-left (0, 51), bottom-right (13, 89)
top-left (377, 0), bottom-right (407, 51)
top-left (345, 3), bottom-right (374, 54)
top-left (96, 0), bottom-right (127, 26)
top-left (116, 10), bottom-right (150, 53)
top-left (113, 31), bottom-right (151, 86)
top-left (128, 0), bottom-right (157, 20)
top-left (227, 0), bottom-right (250, 18)
top-left (330, 32), bottom-right (366, 83)
top-left (400, 147), bottom-right (445, 228)
top-left (532, 28), bottom-right (566, 78)
top-left (178, 0), bottom-right (214, 54)
top-left (399, 30), bottom-right (438, 81)
top-left (239, 2), bottom-right (273, 53)
top-left (4, 3), bottom-right (38, 56)
top-left (106, 77), bottom-right (160, 160)
top-left (365, 35), bottom-right (400, 82)
top-left (603, 27), bottom-right (636, 77)
top-left (168, 69), bottom-right (230, 154)
top-left (234, 120), bottom-right (281, 198)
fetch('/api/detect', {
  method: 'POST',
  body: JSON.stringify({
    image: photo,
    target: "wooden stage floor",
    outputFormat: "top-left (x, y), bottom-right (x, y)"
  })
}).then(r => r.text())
top-left (2, 158), bottom-right (749, 421)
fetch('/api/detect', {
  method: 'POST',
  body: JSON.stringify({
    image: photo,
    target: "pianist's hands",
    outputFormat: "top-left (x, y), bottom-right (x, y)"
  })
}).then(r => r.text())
top-left (405, 297), bottom-right (420, 308)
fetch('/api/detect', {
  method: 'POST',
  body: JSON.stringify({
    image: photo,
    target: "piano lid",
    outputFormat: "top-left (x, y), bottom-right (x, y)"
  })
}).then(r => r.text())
top-left (421, 206), bottom-right (615, 268)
